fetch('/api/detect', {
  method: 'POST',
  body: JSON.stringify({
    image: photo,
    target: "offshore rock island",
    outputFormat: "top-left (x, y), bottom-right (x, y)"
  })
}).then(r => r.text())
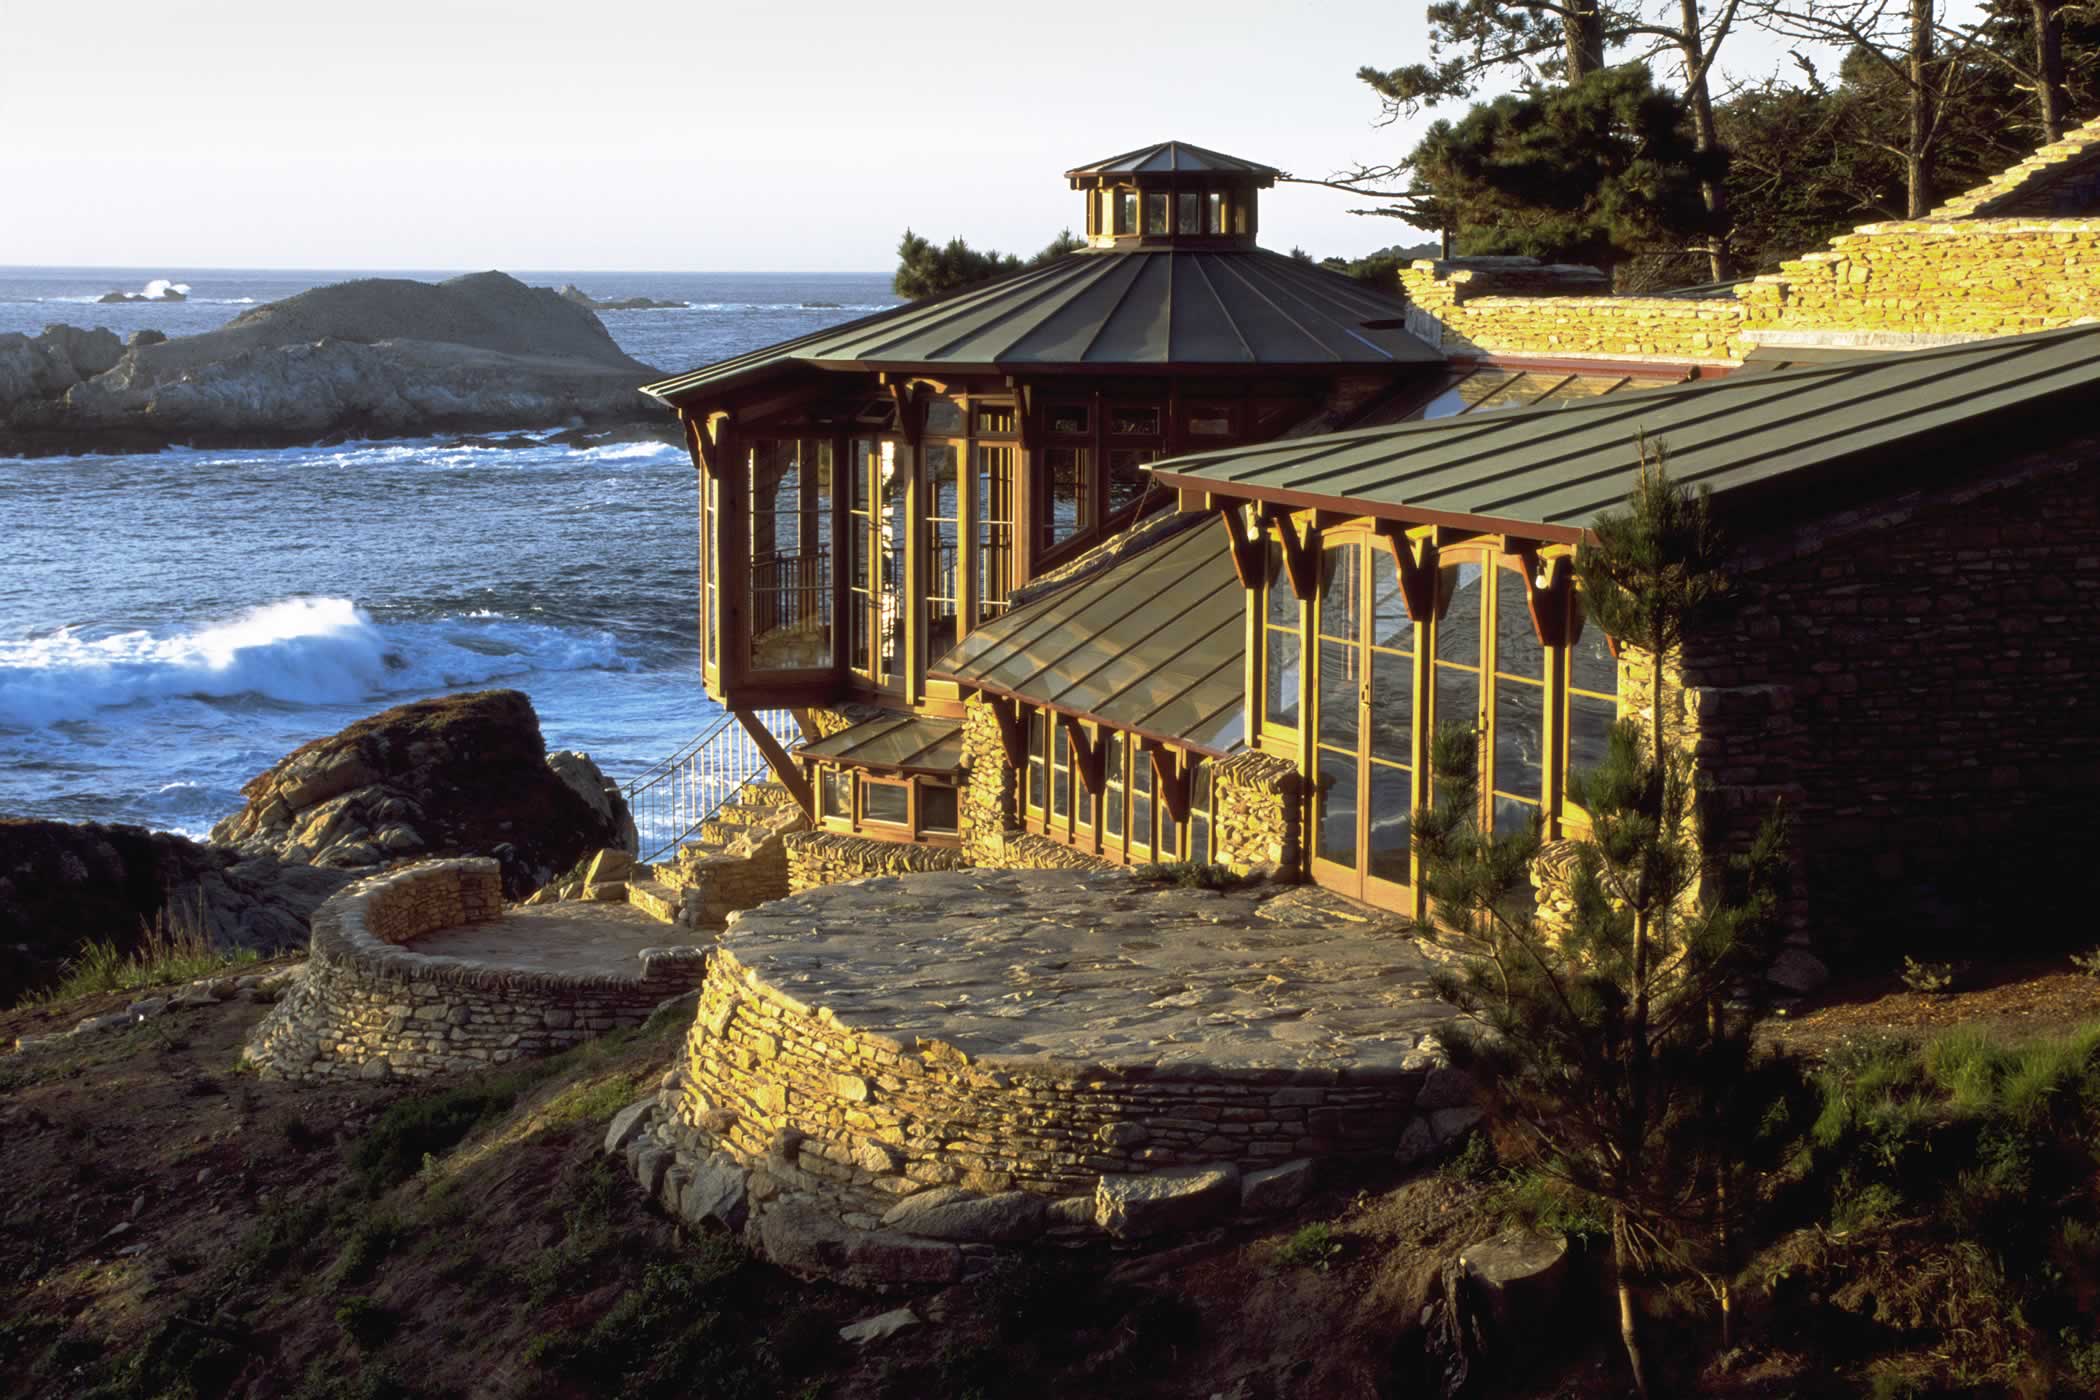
top-left (0, 271), bottom-right (664, 456)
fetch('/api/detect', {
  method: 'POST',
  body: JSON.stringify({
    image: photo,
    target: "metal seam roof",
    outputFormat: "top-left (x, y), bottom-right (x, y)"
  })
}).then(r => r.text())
top-left (932, 524), bottom-right (1246, 755)
top-left (1065, 141), bottom-right (1281, 179)
top-left (1151, 324), bottom-right (2100, 535)
top-left (639, 249), bottom-right (1441, 404)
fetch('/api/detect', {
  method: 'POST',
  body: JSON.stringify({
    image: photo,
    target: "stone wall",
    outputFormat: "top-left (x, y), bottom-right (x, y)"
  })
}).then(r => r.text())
top-left (784, 831), bottom-right (965, 892)
top-left (1211, 751), bottom-right (1302, 877)
top-left (244, 858), bottom-right (707, 1081)
top-left (957, 694), bottom-right (1017, 868)
top-left (1396, 219), bottom-right (2100, 365)
top-left (1681, 438), bottom-right (2100, 949)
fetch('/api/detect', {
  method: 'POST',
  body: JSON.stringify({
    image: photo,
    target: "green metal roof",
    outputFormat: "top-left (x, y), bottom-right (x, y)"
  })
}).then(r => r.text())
top-left (1150, 323), bottom-right (2100, 541)
top-left (640, 249), bottom-right (1441, 405)
top-left (1065, 141), bottom-right (1280, 181)
top-left (797, 713), bottom-right (962, 776)
top-left (931, 521), bottom-right (1245, 756)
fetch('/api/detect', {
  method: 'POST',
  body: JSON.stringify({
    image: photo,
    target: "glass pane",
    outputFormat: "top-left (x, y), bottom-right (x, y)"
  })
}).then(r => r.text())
top-left (1318, 543), bottom-right (1360, 642)
top-left (1315, 747), bottom-right (1358, 870)
top-left (1436, 671), bottom-right (1479, 747)
top-left (1370, 648), bottom-right (1414, 761)
top-left (1116, 190), bottom-right (1137, 235)
top-left (1319, 639), bottom-right (1359, 752)
top-left (820, 768), bottom-right (850, 820)
top-left (1206, 191), bottom-right (1224, 234)
top-left (1493, 795), bottom-right (1538, 838)
top-left (1044, 446), bottom-right (1088, 549)
top-left (1570, 693), bottom-right (1617, 780)
top-left (1571, 614), bottom-right (1617, 695)
top-left (1132, 759), bottom-right (1153, 851)
top-left (1049, 402), bottom-right (1088, 435)
top-left (1265, 629), bottom-right (1301, 731)
top-left (1177, 191), bottom-right (1200, 234)
top-left (1027, 713), bottom-right (1046, 810)
top-left (1111, 405), bottom-right (1161, 436)
top-left (977, 445), bottom-right (1015, 621)
top-left (1437, 563), bottom-right (1483, 663)
top-left (1368, 761), bottom-right (1412, 886)
top-left (1232, 200), bottom-right (1248, 234)
top-left (1051, 722), bottom-right (1070, 821)
top-left (1495, 679), bottom-right (1545, 802)
top-left (974, 404), bottom-right (1015, 435)
top-left (924, 399), bottom-right (964, 436)
top-left (1106, 449), bottom-right (1154, 514)
top-left (1372, 549), bottom-right (1412, 649)
top-left (1145, 192), bottom-right (1169, 235)
top-left (864, 782), bottom-right (909, 826)
top-left (1106, 733), bottom-right (1125, 839)
top-left (1497, 568), bottom-right (1545, 681)
top-left (921, 784), bottom-right (958, 834)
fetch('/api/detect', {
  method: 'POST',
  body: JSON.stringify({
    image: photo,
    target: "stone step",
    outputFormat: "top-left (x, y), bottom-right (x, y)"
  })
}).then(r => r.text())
top-left (627, 878), bottom-right (679, 924)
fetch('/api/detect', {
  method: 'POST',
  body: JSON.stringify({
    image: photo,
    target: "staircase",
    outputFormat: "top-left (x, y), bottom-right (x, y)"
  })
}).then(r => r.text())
top-left (620, 722), bottom-right (811, 929)
top-left (623, 709), bottom-right (799, 864)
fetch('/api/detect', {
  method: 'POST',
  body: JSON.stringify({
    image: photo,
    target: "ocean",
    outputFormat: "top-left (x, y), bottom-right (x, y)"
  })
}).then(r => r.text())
top-left (0, 266), bottom-right (896, 839)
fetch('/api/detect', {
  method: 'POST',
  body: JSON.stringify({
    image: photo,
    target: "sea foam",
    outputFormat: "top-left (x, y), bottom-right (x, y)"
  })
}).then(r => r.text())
top-left (0, 597), bottom-right (629, 728)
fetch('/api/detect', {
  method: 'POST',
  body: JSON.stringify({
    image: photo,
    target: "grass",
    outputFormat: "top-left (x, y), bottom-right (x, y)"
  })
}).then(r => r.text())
top-left (32, 901), bottom-right (258, 1006)
top-left (1267, 1222), bottom-right (1345, 1271)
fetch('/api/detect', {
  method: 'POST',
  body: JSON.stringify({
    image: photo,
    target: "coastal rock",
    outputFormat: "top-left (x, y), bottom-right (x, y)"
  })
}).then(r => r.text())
top-left (1095, 1165), bottom-right (1241, 1239)
top-left (210, 689), bottom-right (635, 896)
top-left (556, 284), bottom-right (687, 312)
top-left (2, 271), bottom-right (661, 457)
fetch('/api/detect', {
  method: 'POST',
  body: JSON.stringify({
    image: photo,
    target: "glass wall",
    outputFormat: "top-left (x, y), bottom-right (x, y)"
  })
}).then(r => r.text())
top-left (849, 438), bottom-right (905, 688)
top-left (1017, 706), bottom-right (1214, 865)
top-left (746, 438), bottom-right (833, 673)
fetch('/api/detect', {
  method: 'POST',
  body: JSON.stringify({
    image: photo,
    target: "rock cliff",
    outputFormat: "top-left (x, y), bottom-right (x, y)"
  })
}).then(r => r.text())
top-left (0, 271), bottom-right (663, 456)
top-left (1, 689), bottom-right (634, 1004)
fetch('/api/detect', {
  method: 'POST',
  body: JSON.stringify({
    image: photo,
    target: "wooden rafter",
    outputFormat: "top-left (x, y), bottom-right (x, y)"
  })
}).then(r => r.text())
top-left (1216, 506), bottom-right (1263, 590)
top-left (1373, 520), bottom-right (1436, 622)
top-left (1264, 505), bottom-right (1317, 599)
top-left (732, 708), bottom-right (815, 821)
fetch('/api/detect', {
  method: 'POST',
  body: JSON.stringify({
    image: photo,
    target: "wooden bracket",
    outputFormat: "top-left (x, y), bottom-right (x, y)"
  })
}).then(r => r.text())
top-left (987, 695), bottom-right (1030, 769)
top-left (1373, 520), bottom-right (1436, 622)
top-left (732, 708), bottom-right (815, 821)
top-left (1264, 506), bottom-right (1317, 600)
top-left (1217, 506), bottom-right (1263, 591)
top-left (1145, 741), bottom-right (1193, 824)
top-left (1508, 543), bottom-right (1574, 648)
top-left (886, 380), bottom-right (921, 447)
top-left (679, 411), bottom-right (709, 475)
top-left (1059, 714), bottom-right (1105, 793)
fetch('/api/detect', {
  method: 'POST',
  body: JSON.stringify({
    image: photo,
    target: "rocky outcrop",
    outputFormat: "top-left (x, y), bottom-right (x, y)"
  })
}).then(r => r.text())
top-left (0, 271), bottom-right (662, 457)
top-left (556, 284), bottom-right (686, 311)
top-left (211, 689), bottom-right (634, 896)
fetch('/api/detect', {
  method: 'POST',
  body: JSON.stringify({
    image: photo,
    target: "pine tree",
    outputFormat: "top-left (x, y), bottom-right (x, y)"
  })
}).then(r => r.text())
top-left (1410, 447), bottom-right (1787, 1395)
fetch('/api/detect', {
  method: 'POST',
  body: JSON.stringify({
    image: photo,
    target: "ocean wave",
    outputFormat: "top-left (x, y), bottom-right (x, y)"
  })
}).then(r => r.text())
top-left (679, 302), bottom-right (893, 313)
top-left (0, 597), bottom-right (632, 728)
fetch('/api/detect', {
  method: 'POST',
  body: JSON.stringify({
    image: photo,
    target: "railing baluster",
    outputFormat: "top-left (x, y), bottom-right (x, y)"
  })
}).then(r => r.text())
top-left (621, 707), bottom-right (799, 864)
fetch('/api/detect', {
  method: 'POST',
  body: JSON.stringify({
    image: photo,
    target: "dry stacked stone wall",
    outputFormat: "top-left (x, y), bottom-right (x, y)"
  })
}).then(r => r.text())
top-left (1211, 751), bottom-right (1301, 876)
top-left (784, 831), bottom-right (965, 891)
top-left (245, 858), bottom-right (706, 1081)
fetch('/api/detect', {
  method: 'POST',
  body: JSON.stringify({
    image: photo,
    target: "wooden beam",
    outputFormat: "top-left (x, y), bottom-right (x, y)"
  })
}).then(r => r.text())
top-left (1264, 505), bottom-right (1317, 599)
top-left (1145, 741), bottom-right (1192, 824)
top-left (1059, 714), bottom-right (1105, 794)
top-left (1373, 520), bottom-right (1437, 623)
top-left (988, 696), bottom-right (1030, 769)
top-left (1217, 507), bottom-right (1263, 591)
top-left (733, 708), bottom-right (815, 821)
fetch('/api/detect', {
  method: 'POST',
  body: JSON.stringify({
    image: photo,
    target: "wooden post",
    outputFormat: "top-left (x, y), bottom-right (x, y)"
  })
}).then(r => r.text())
top-left (733, 708), bottom-right (815, 821)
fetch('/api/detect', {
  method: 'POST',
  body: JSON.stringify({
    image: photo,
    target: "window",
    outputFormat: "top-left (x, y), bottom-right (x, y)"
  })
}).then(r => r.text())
top-left (925, 443), bottom-right (960, 660)
top-left (1076, 722), bottom-right (1096, 836)
top-left (920, 783), bottom-right (959, 834)
top-left (974, 403), bottom-right (1016, 436)
top-left (1051, 719), bottom-right (1071, 824)
top-left (747, 438), bottom-right (833, 673)
top-left (819, 767), bottom-right (853, 820)
top-left (1145, 192), bottom-right (1169, 235)
top-left (977, 445), bottom-right (1016, 622)
top-left (1264, 543), bottom-right (1301, 731)
top-left (1111, 404), bottom-right (1161, 436)
top-left (701, 467), bottom-right (720, 673)
top-left (1131, 751), bottom-right (1155, 857)
top-left (1048, 401), bottom-right (1089, 435)
top-left (1115, 189), bottom-right (1138, 235)
top-left (1492, 563), bottom-right (1546, 836)
top-left (1185, 402), bottom-right (1234, 438)
top-left (1188, 760), bottom-right (1212, 862)
top-left (863, 780), bottom-right (910, 827)
top-left (1206, 191), bottom-right (1225, 235)
top-left (1566, 601), bottom-right (1619, 819)
top-left (1026, 710), bottom-right (1047, 813)
top-left (850, 438), bottom-right (904, 685)
top-left (1105, 731), bottom-right (1126, 841)
top-left (1106, 449), bottom-right (1156, 517)
top-left (924, 398), bottom-right (965, 436)
top-left (1178, 191), bottom-right (1200, 234)
top-left (1043, 446), bottom-right (1089, 550)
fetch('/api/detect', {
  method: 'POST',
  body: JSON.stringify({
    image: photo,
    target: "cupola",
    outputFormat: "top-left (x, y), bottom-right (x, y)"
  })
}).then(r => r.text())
top-left (1065, 141), bottom-right (1278, 251)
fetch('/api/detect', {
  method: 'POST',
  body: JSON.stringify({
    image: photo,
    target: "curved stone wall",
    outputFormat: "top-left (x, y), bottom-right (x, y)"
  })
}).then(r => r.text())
top-left (614, 869), bottom-right (1479, 1286)
top-left (246, 858), bottom-right (706, 1081)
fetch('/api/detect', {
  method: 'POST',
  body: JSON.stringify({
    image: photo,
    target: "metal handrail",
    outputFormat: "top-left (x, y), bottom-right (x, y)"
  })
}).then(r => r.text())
top-left (623, 708), bottom-right (799, 865)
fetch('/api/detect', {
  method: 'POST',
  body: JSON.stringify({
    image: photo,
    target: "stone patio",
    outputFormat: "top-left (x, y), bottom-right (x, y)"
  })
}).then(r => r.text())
top-left (718, 866), bottom-right (1458, 1075)
top-left (402, 901), bottom-right (683, 977)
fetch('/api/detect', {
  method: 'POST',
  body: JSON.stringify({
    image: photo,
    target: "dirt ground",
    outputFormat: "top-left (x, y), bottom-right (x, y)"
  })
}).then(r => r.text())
top-left (1764, 957), bottom-right (2100, 1062)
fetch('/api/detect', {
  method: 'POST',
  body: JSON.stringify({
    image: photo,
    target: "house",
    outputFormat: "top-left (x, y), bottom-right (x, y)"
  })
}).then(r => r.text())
top-left (640, 122), bottom-right (2100, 951)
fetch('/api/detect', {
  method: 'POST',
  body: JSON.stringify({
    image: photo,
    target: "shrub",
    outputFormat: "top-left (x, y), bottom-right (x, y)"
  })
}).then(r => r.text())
top-left (1270, 1222), bottom-right (1345, 1271)
top-left (2071, 946), bottom-right (2100, 979)
top-left (1900, 957), bottom-right (1957, 995)
top-left (34, 899), bottom-right (259, 1004)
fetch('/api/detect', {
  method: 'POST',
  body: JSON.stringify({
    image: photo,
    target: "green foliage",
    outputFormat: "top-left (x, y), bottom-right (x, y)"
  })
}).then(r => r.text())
top-left (2070, 946), bottom-right (2100, 978)
top-left (1404, 66), bottom-right (1719, 275)
top-left (1270, 1222), bottom-right (1346, 1271)
top-left (1494, 1166), bottom-right (1612, 1245)
top-left (1148, 861), bottom-right (1235, 891)
top-left (33, 907), bottom-right (258, 1005)
top-left (893, 228), bottom-right (1081, 300)
top-left (347, 1068), bottom-right (547, 1194)
top-left (1442, 1130), bottom-right (1498, 1182)
top-left (1900, 956), bottom-right (1957, 995)
top-left (333, 1296), bottom-right (399, 1351)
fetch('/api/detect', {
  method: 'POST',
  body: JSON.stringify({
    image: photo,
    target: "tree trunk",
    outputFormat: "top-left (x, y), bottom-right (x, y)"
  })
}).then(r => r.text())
top-left (1613, 1210), bottom-right (1651, 1399)
top-left (1678, 1), bottom-right (1734, 282)
top-left (1907, 0), bottom-right (1936, 218)
top-left (2030, 0), bottom-right (2066, 142)
top-left (1565, 0), bottom-right (1607, 83)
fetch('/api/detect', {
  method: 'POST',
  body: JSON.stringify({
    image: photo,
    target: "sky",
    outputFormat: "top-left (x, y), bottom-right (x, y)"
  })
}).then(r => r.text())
top-left (2, 0), bottom-right (1883, 273)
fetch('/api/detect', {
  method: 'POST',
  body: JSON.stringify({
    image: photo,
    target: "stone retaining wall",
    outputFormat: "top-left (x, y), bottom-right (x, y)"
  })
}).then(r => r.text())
top-left (784, 831), bottom-right (966, 892)
top-left (244, 858), bottom-right (707, 1082)
top-left (613, 941), bottom-right (1478, 1286)
top-left (1211, 751), bottom-right (1301, 876)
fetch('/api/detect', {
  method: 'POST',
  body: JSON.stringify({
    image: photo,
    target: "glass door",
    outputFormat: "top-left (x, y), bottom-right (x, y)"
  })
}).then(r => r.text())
top-left (1309, 538), bottom-right (1420, 907)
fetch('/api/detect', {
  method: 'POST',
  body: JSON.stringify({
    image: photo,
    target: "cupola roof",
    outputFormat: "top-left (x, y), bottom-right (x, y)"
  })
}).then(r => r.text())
top-left (1064, 141), bottom-right (1280, 183)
